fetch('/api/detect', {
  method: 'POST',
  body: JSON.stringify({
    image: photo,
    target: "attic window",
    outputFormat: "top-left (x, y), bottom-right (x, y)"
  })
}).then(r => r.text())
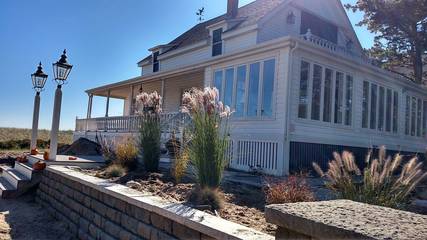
top-left (286, 11), bottom-right (295, 24)
top-left (212, 28), bottom-right (223, 56)
top-left (153, 51), bottom-right (159, 72)
top-left (300, 11), bottom-right (338, 44)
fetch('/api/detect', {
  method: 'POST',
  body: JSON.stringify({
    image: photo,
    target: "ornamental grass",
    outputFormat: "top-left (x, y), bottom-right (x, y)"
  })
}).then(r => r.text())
top-left (136, 91), bottom-right (162, 172)
top-left (313, 146), bottom-right (427, 209)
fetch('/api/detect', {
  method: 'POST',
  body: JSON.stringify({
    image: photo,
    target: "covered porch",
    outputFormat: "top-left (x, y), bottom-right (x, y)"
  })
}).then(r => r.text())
top-left (75, 68), bottom-right (205, 132)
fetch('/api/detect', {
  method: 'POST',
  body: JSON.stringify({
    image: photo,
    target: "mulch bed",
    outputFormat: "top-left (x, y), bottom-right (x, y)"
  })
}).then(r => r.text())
top-left (80, 168), bottom-right (277, 235)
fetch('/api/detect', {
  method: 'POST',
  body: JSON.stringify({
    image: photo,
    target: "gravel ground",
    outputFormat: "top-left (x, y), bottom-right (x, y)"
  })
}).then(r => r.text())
top-left (0, 190), bottom-right (74, 240)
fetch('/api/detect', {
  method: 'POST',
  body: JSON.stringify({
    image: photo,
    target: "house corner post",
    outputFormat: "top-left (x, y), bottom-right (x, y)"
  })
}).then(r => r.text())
top-left (105, 89), bottom-right (111, 117)
top-left (49, 86), bottom-right (63, 160)
top-left (30, 92), bottom-right (41, 150)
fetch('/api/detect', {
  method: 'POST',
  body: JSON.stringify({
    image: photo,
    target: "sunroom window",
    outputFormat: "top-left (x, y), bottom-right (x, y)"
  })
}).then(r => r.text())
top-left (212, 28), bottom-right (223, 56)
top-left (213, 58), bottom-right (276, 118)
top-left (298, 60), bottom-right (353, 126)
top-left (362, 81), bottom-right (399, 133)
top-left (404, 94), bottom-right (427, 138)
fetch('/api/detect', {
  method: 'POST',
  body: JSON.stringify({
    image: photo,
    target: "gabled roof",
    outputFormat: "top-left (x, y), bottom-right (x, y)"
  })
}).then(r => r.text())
top-left (138, 0), bottom-right (286, 65)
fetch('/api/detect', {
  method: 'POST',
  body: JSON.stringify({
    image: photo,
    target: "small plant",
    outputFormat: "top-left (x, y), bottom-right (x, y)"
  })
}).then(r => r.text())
top-left (115, 138), bottom-right (138, 170)
top-left (104, 164), bottom-right (126, 178)
top-left (313, 146), bottom-right (427, 209)
top-left (188, 187), bottom-right (224, 211)
top-left (264, 175), bottom-right (315, 204)
top-left (136, 91), bottom-right (162, 172)
top-left (96, 134), bottom-right (116, 164)
top-left (171, 147), bottom-right (190, 184)
top-left (181, 87), bottom-right (232, 189)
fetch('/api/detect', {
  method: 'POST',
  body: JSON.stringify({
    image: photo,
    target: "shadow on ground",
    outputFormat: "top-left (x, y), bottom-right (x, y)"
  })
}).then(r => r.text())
top-left (0, 188), bottom-right (74, 240)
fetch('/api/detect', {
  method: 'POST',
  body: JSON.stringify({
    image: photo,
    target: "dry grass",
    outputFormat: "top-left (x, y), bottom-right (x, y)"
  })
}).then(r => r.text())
top-left (115, 138), bottom-right (138, 170)
top-left (313, 146), bottom-right (427, 208)
top-left (99, 164), bottom-right (127, 178)
top-left (0, 128), bottom-right (73, 144)
top-left (171, 145), bottom-right (190, 184)
top-left (264, 175), bottom-right (315, 204)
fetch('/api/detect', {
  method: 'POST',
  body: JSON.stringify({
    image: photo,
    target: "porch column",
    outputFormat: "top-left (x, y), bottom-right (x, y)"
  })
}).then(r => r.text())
top-left (86, 93), bottom-right (93, 119)
top-left (161, 79), bottom-right (165, 105)
top-left (129, 85), bottom-right (135, 115)
top-left (105, 89), bottom-right (111, 117)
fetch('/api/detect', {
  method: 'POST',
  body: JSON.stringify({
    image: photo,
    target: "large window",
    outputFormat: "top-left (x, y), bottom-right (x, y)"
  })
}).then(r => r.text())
top-left (213, 58), bottom-right (276, 118)
top-left (300, 11), bottom-right (338, 44)
top-left (212, 28), bottom-right (223, 56)
top-left (404, 94), bottom-right (427, 138)
top-left (152, 51), bottom-right (160, 72)
top-left (362, 81), bottom-right (399, 133)
top-left (298, 60), bottom-right (353, 126)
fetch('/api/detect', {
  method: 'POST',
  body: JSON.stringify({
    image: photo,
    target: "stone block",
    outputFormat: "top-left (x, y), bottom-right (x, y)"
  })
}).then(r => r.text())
top-left (120, 214), bottom-right (139, 235)
top-left (79, 218), bottom-right (90, 233)
top-left (106, 207), bottom-right (121, 223)
top-left (78, 229), bottom-right (90, 240)
top-left (89, 188), bottom-right (100, 200)
top-left (83, 196), bottom-right (91, 208)
top-left (88, 223), bottom-right (99, 238)
top-left (104, 220), bottom-right (121, 238)
top-left (134, 207), bottom-right (151, 224)
top-left (137, 222), bottom-right (153, 239)
top-left (73, 190), bottom-right (85, 202)
top-left (81, 206), bottom-right (95, 221)
top-left (172, 222), bottom-right (200, 240)
top-left (93, 212), bottom-right (104, 228)
top-left (115, 199), bottom-right (127, 212)
top-left (69, 210), bottom-right (80, 224)
top-left (151, 228), bottom-right (177, 240)
top-left (201, 234), bottom-right (216, 240)
top-left (92, 199), bottom-right (108, 217)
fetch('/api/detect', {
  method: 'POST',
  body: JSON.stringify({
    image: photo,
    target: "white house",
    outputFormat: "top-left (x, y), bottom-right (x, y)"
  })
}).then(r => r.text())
top-left (74, 0), bottom-right (427, 176)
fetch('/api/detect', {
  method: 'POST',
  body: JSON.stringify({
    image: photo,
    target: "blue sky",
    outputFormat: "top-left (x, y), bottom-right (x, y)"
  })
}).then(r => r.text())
top-left (0, 0), bottom-right (374, 130)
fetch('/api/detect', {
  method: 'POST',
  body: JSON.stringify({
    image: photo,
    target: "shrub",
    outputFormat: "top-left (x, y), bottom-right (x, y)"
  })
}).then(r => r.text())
top-left (137, 91), bottom-right (162, 172)
top-left (115, 138), bottom-right (138, 170)
top-left (264, 175), bottom-right (315, 204)
top-left (171, 147), bottom-right (190, 183)
top-left (96, 134), bottom-right (116, 164)
top-left (188, 187), bottom-right (224, 211)
top-left (313, 146), bottom-right (427, 209)
top-left (104, 164), bottom-right (126, 178)
top-left (181, 87), bottom-right (231, 189)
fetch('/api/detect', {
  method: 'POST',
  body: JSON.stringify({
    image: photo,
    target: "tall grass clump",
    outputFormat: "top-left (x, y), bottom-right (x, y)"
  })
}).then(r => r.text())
top-left (264, 175), bottom-right (315, 204)
top-left (136, 91), bottom-right (162, 172)
top-left (181, 87), bottom-right (232, 189)
top-left (96, 134), bottom-right (116, 164)
top-left (313, 146), bottom-right (427, 209)
top-left (115, 138), bottom-right (138, 170)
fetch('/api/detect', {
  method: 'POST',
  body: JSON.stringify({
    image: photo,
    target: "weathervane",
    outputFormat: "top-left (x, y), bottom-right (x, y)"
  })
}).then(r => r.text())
top-left (196, 7), bottom-right (205, 22)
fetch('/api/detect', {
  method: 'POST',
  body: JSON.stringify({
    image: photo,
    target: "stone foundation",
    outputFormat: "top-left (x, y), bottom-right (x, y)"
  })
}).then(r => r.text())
top-left (36, 166), bottom-right (271, 240)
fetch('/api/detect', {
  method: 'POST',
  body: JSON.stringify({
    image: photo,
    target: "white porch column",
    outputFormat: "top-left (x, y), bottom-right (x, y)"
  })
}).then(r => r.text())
top-left (49, 86), bottom-right (63, 160)
top-left (86, 93), bottom-right (93, 119)
top-left (105, 89), bottom-right (111, 117)
top-left (30, 92), bottom-right (41, 151)
top-left (129, 85), bottom-right (135, 115)
top-left (161, 79), bottom-right (165, 104)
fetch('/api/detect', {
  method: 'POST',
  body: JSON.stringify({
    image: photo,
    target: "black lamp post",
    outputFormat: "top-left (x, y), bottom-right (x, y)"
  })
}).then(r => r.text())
top-left (49, 49), bottom-right (73, 160)
top-left (30, 63), bottom-right (48, 152)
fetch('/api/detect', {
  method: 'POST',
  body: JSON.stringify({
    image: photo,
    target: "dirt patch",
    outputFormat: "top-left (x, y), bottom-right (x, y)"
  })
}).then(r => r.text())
top-left (82, 169), bottom-right (276, 235)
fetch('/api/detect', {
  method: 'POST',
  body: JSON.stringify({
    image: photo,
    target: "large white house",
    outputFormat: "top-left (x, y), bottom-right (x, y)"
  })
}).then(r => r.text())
top-left (74, 0), bottom-right (427, 176)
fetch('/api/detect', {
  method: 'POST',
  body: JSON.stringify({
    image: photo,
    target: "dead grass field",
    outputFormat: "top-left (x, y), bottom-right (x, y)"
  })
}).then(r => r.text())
top-left (0, 128), bottom-right (73, 144)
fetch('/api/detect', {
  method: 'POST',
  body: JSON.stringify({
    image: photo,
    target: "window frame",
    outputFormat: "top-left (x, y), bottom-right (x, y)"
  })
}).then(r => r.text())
top-left (152, 51), bottom-right (160, 73)
top-left (212, 28), bottom-right (223, 57)
top-left (403, 92), bottom-right (427, 139)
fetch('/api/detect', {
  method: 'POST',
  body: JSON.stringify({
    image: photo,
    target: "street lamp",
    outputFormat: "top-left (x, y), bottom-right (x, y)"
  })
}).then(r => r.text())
top-left (49, 50), bottom-right (73, 160)
top-left (30, 62), bottom-right (48, 153)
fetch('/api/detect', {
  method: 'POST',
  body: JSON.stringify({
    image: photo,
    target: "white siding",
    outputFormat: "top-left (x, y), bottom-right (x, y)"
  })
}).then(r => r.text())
top-left (224, 31), bottom-right (258, 54)
top-left (258, 6), bottom-right (300, 43)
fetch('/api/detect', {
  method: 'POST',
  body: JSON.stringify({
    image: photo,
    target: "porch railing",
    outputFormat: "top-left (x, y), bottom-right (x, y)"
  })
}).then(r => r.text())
top-left (75, 112), bottom-right (184, 132)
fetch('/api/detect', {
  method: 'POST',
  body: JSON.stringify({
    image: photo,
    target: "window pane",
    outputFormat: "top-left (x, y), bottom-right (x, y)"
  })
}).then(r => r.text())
top-left (405, 96), bottom-right (411, 135)
top-left (323, 68), bottom-right (333, 122)
top-left (224, 68), bottom-right (234, 108)
top-left (362, 81), bottom-right (369, 128)
top-left (298, 61), bottom-right (310, 118)
top-left (393, 92), bottom-right (399, 133)
top-left (378, 87), bottom-right (385, 131)
top-left (235, 66), bottom-right (246, 117)
top-left (345, 75), bottom-right (353, 126)
top-left (212, 43), bottom-right (222, 56)
top-left (262, 59), bottom-right (275, 117)
top-left (417, 99), bottom-right (422, 137)
top-left (311, 65), bottom-right (322, 120)
top-left (370, 84), bottom-right (377, 129)
top-left (212, 29), bottom-right (223, 56)
top-left (385, 89), bottom-right (392, 132)
top-left (153, 51), bottom-right (159, 72)
top-left (214, 70), bottom-right (223, 100)
top-left (300, 11), bottom-right (338, 44)
top-left (411, 97), bottom-right (416, 136)
top-left (213, 29), bottom-right (222, 43)
top-left (334, 72), bottom-right (344, 124)
top-left (423, 101), bottom-right (427, 137)
top-left (248, 62), bottom-right (260, 117)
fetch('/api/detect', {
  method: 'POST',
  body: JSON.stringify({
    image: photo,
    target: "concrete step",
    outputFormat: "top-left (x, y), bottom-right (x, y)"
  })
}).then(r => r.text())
top-left (0, 176), bottom-right (16, 198)
top-left (14, 162), bottom-right (34, 179)
top-left (0, 166), bottom-right (30, 188)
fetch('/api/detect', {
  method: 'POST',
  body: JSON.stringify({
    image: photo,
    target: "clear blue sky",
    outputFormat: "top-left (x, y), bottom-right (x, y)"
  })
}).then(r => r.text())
top-left (0, 0), bottom-right (374, 130)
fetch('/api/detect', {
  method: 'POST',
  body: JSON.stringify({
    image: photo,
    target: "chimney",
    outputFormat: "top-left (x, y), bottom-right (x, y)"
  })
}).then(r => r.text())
top-left (227, 0), bottom-right (238, 18)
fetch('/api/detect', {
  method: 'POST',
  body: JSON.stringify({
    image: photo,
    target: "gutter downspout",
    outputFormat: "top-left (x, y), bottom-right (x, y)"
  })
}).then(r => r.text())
top-left (283, 39), bottom-right (298, 175)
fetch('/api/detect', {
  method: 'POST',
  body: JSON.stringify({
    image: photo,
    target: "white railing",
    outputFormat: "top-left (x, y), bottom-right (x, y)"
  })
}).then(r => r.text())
top-left (300, 31), bottom-right (373, 65)
top-left (75, 112), bottom-right (183, 132)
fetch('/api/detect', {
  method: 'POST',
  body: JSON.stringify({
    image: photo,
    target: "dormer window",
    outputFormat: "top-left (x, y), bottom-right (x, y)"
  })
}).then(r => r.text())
top-left (212, 28), bottom-right (223, 56)
top-left (300, 11), bottom-right (338, 44)
top-left (153, 51), bottom-right (159, 72)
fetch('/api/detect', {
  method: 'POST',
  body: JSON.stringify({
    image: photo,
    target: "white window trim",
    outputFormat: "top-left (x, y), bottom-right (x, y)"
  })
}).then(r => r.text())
top-left (211, 28), bottom-right (224, 57)
top-left (403, 91), bottom-right (427, 140)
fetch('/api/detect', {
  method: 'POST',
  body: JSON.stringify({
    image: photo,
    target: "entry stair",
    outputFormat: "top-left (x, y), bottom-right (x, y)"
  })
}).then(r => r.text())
top-left (0, 156), bottom-right (43, 198)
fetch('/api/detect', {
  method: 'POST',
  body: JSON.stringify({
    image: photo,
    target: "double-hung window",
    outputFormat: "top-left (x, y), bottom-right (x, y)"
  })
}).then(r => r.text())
top-left (152, 51), bottom-right (159, 72)
top-left (212, 28), bottom-right (223, 56)
top-left (298, 60), bottom-right (353, 126)
top-left (361, 81), bottom-right (399, 133)
top-left (213, 58), bottom-right (276, 118)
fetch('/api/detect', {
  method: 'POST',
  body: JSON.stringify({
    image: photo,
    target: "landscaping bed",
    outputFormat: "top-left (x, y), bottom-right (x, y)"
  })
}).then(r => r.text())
top-left (79, 168), bottom-right (277, 235)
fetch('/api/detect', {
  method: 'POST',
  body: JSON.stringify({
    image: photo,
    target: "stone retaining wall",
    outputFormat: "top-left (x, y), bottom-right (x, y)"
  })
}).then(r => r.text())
top-left (36, 166), bottom-right (271, 240)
